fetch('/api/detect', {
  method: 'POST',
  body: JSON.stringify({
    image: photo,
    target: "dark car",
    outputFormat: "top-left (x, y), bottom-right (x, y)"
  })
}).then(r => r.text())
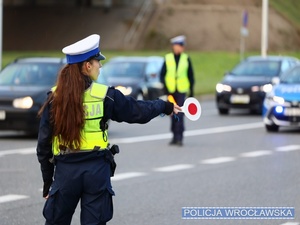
top-left (263, 65), bottom-right (300, 132)
top-left (216, 55), bottom-right (300, 115)
top-left (99, 56), bottom-right (164, 100)
top-left (0, 57), bottom-right (66, 135)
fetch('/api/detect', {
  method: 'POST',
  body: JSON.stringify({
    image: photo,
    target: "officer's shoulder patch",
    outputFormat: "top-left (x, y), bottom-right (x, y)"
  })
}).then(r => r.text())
top-left (90, 82), bottom-right (108, 99)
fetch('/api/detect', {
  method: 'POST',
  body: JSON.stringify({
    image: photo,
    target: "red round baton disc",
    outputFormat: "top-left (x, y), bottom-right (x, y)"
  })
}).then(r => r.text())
top-left (188, 103), bottom-right (197, 115)
top-left (182, 97), bottom-right (201, 121)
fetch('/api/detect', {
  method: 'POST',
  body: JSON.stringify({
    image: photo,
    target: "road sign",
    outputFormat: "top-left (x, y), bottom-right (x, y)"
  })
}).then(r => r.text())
top-left (241, 10), bottom-right (249, 37)
top-left (243, 10), bottom-right (248, 27)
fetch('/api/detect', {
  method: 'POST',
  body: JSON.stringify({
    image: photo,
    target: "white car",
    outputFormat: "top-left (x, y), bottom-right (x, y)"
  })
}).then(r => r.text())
top-left (263, 64), bottom-right (300, 132)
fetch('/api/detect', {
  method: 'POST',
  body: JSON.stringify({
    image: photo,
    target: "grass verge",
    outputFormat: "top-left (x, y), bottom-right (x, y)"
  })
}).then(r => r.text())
top-left (3, 50), bottom-right (300, 96)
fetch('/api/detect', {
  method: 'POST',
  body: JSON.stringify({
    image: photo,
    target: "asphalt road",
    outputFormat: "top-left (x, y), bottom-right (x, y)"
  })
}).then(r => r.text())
top-left (0, 99), bottom-right (299, 225)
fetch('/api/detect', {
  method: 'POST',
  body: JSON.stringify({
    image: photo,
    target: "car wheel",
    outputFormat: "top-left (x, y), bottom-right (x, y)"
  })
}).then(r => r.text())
top-left (265, 124), bottom-right (279, 132)
top-left (218, 108), bottom-right (229, 115)
top-left (137, 93), bottom-right (144, 100)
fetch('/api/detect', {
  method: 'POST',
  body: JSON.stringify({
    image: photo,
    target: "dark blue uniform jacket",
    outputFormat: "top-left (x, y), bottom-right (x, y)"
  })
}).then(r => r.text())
top-left (36, 84), bottom-right (173, 197)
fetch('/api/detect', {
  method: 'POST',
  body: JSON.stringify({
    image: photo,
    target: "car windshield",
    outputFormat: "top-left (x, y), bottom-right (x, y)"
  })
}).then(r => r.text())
top-left (231, 60), bottom-right (281, 77)
top-left (103, 61), bottom-right (145, 78)
top-left (280, 66), bottom-right (300, 84)
top-left (0, 62), bottom-right (61, 86)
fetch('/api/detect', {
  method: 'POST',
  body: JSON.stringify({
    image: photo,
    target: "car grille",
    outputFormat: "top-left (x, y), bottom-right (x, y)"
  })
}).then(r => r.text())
top-left (0, 99), bottom-right (13, 107)
top-left (273, 114), bottom-right (300, 122)
top-left (231, 87), bottom-right (251, 94)
top-left (272, 107), bottom-right (300, 122)
top-left (285, 100), bottom-right (300, 107)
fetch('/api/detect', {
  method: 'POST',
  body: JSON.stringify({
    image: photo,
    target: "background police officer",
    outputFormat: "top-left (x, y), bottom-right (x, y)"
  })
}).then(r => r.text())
top-left (36, 34), bottom-right (181, 225)
top-left (160, 35), bottom-right (195, 146)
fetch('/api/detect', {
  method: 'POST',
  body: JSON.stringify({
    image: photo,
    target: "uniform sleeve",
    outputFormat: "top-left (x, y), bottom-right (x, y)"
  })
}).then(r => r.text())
top-left (104, 87), bottom-right (173, 123)
top-left (36, 98), bottom-right (54, 197)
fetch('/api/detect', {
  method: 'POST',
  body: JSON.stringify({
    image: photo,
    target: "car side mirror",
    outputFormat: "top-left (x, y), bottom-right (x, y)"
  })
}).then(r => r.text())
top-left (272, 77), bottom-right (280, 85)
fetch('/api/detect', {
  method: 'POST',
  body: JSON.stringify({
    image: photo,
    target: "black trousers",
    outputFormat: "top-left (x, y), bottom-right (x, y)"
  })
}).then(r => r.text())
top-left (170, 92), bottom-right (186, 141)
top-left (43, 151), bottom-right (114, 225)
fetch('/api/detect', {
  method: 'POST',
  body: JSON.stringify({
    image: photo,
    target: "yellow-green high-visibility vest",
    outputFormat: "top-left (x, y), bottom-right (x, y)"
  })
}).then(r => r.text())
top-left (52, 82), bottom-right (109, 155)
top-left (165, 52), bottom-right (190, 93)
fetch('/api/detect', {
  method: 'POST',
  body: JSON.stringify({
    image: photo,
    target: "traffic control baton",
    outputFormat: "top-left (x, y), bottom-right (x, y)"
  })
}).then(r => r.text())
top-left (167, 95), bottom-right (202, 121)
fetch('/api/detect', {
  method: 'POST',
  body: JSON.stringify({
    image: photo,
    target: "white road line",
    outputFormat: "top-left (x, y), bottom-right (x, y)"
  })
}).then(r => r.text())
top-left (110, 122), bottom-right (263, 144)
top-left (276, 145), bottom-right (300, 152)
top-left (0, 122), bottom-right (265, 158)
top-left (280, 222), bottom-right (299, 225)
top-left (0, 194), bottom-right (29, 203)
top-left (111, 172), bottom-right (147, 181)
top-left (185, 122), bottom-right (263, 136)
top-left (240, 150), bottom-right (273, 158)
top-left (153, 164), bottom-right (195, 172)
top-left (201, 156), bottom-right (236, 164)
top-left (0, 148), bottom-right (35, 157)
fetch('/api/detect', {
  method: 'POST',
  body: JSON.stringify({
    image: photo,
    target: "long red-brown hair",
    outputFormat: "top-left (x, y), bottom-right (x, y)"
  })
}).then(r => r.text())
top-left (39, 63), bottom-right (86, 150)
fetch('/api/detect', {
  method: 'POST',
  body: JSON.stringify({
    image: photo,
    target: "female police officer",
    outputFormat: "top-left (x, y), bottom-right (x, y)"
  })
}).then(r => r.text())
top-left (36, 34), bottom-right (181, 225)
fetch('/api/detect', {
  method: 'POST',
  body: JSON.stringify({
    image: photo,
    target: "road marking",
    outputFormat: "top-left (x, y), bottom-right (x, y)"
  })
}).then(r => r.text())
top-left (111, 172), bottom-right (147, 181)
top-left (240, 150), bottom-right (273, 158)
top-left (153, 164), bottom-right (195, 172)
top-left (0, 148), bottom-right (35, 157)
top-left (0, 194), bottom-right (29, 203)
top-left (201, 156), bottom-right (236, 164)
top-left (0, 122), bottom-right (265, 158)
top-left (276, 145), bottom-right (300, 152)
top-left (110, 122), bottom-right (263, 143)
top-left (280, 222), bottom-right (299, 225)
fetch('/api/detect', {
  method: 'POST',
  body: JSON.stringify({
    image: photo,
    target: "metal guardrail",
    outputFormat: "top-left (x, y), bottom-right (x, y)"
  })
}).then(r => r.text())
top-left (123, 0), bottom-right (153, 46)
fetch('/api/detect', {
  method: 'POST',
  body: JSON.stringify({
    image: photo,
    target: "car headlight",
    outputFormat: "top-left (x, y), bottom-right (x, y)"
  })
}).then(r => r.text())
top-left (251, 86), bottom-right (260, 92)
top-left (261, 84), bottom-right (273, 93)
top-left (115, 86), bottom-right (132, 96)
top-left (251, 84), bottom-right (272, 93)
top-left (13, 96), bottom-right (33, 109)
top-left (272, 96), bottom-right (285, 104)
top-left (216, 83), bottom-right (232, 93)
top-left (275, 105), bottom-right (284, 113)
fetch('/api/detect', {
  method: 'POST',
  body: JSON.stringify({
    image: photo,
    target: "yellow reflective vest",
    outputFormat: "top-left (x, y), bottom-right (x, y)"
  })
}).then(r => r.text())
top-left (164, 52), bottom-right (190, 93)
top-left (52, 82), bottom-right (109, 155)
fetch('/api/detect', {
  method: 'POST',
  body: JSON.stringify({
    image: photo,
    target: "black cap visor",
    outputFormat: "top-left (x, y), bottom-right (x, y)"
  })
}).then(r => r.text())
top-left (88, 52), bottom-right (106, 61)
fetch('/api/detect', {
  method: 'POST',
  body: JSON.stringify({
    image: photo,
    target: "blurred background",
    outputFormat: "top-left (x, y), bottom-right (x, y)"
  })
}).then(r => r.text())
top-left (3, 0), bottom-right (300, 51)
top-left (1, 2), bottom-right (300, 225)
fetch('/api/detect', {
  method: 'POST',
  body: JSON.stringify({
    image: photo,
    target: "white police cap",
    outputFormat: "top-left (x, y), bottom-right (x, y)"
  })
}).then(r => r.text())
top-left (170, 35), bottom-right (186, 46)
top-left (62, 34), bottom-right (106, 64)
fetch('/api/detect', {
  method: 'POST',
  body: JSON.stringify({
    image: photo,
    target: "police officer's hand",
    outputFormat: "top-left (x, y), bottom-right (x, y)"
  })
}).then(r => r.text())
top-left (43, 180), bottom-right (52, 198)
top-left (173, 104), bottom-right (182, 114)
top-left (164, 101), bottom-right (181, 115)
